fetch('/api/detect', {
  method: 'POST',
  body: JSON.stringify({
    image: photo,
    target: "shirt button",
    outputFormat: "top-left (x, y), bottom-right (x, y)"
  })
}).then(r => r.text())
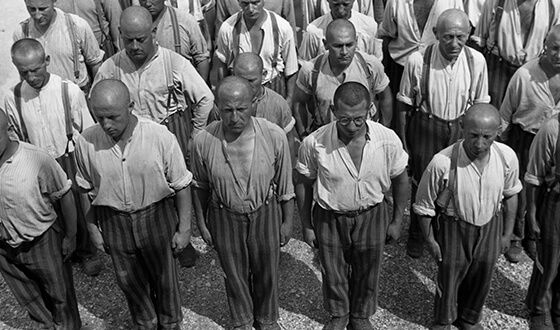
top-left (122, 158), bottom-right (126, 162)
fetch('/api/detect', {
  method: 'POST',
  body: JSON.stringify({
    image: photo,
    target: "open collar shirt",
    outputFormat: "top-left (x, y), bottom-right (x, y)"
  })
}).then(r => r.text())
top-left (296, 120), bottom-right (408, 212)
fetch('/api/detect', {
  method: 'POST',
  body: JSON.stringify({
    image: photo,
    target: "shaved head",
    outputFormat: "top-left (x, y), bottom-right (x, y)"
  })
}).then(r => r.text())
top-left (435, 9), bottom-right (470, 33)
top-left (462, 104), bottom-right (500, 160)
top-left (11, 38), bottom-right (45, 63)
top-left (120, 6), bottom-right (153, 33)
top-left (90, 80), bottom-right (134, 141)
top-left (216, 76), bottom-right (255, 136)
top-left (216, 76), bottom-right (254, 104)
top-left (463, 104), bottom-right (500, 130)
top-left (233, 53), bottom-right (264, 94)
top-left (90, 79), bottom-right (131, 112)
top-left (11, 38), bottom-right (50, 89)
top-left (325, 19), bottom-right (356, 43)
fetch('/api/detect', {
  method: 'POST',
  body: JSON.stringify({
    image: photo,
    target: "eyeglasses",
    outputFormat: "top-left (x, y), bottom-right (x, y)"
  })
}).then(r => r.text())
top-left (337, 116), bottom-right (366, 126)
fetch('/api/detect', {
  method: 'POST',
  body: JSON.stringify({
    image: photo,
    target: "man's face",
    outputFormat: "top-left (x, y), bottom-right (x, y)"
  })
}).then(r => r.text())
top-left (546, 32), bottom-right (560, 71)
top-left (25, 0), bottom-right (56, 28)
top-left (435, 23), bottom-right (470, 61)
top-left (218, 91), bottom-right (254, 135)
top-left (239, 0), bottom-right (265, 21)
top-left (13, 53), bottom-right (50, 90)
top-left (139, 0), bottom-right (165, 18)
top-left (328, 0), bottom-right (354, 19)
top-left (333, 99), bottom-right (368, 140)
top-left (462, 121), bottom-right (499, 160)
top-left (94, 103), bottom-right (132, 141)
top-left (326, 28), bottom-right (357, 67)
top-left (121, 25), bottom-right (155, 64)
top-left (234, 67), bottom-right (263, 98)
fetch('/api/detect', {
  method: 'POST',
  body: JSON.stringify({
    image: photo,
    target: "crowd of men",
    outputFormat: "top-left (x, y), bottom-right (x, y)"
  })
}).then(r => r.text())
top-left (1, 0), bottom-right (560, 330)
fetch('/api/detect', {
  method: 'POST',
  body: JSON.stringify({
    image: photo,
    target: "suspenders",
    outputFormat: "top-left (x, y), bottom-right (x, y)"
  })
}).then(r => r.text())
top-left (168, 6), bottom-right (182, 55)
top-left (555, 115), bottom-right (560, 182)
top-left (93, 0), bottom-right (116, 58)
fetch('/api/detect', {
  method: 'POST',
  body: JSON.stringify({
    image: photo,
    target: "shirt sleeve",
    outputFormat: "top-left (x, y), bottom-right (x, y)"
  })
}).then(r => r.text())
top-left (181, 12), bottom-right (210, 66)
top-left (163, 133), bottom-right (193, 190)
top-left (271, 127), bottom-right (295, 201)
top-left (388, 135), bottom-right (408, 178)
top-left (295, 61), bottom-right (314, 96)
top-left (178, 58), bottom-right (214, 137)
top-left (298, 26), bottom-right (321, 62)
top-left (498, 72), bottom-right (521, 141)
top-left (74, 134), bottom-right (94, 191)
top-left (215, 19), bottom-right (233, 65)
top-left (501, 145), bottom-right (522, 197)
top-left (472, 52), bottom-right (490, 104)
top-left (295, 134), bottom-right (318, 179)
top-left (367, 55), bottom-right (390, 94)
top-left (281, 0), bottom-right (297, 36)
top-left (472, 0), bottom-right (494, 47)
top-left (74, 15), bottom-right (104, 66)
top-left (40, 153), bottom-right (72, 202)
top-left (396, 53), bottom-right (421, 106)
top-left (413, 154), bottom-right (450, 217)
top-left (525, 118), bottom-right (558, 186)
top-left (377, 0), bottom-right (397, 39)
top-left (69, 82), bottom-right (95, 136)
top-left (191, 132), bottom-right (211, 190)
top-left (281, 21), bottom-right (299, 77)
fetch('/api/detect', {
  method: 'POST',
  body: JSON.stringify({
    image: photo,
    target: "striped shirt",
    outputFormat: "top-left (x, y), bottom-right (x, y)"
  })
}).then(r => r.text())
top-left (414, 141), bottom-right (522, 226)
top-left (255, 87), bottom-right (295, 133)
top-left (525, 114), bottom-right (560, 188)
top-left (299, 10), bottom-right (382, 61)
top-left (216, 9), bottom-right (299, 83)
top-left (154, 6), bottom-right (209, 66)
top-left (500, 59), bottom-right (560, 139)
top-left (377, 0), bottom-right (464, 66)
top-left (397, 45), bottom-right (490, 120)
top-left (0, 142), bottom-right (72, 247)
top-left (13, 8), bottom-right (104, 88)
top-left (192, 117), bottom-right (295, 214)
top-left (93, 46), bottom-right (214, 137)
top-left (473, 0), bottom-right (560, 66)
top-left (296, 120), bottom-right (408, 212)
top-left (75, 116), bottom-right (192, 213)
top-left (3, 74), bottom-right (95, 159)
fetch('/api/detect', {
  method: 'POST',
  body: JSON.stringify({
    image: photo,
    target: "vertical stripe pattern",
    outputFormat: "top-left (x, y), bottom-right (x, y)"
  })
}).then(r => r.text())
top-left (434, 214), bottom-right (502, 325)
top-left (526, 189), bottom-right (560, 317)
top-left (313, 202), bottom-right (390, 318)
top-left (207, 197), bottom-right (282, 327)
top-left (0, 224), bottom-right (81, 330)
top-left (163, 110), bottom-right (192, 166)
top-left (96, 198), bottom-right (182, 330)
top-left (486, 52), bottom-right (519, 109)
top-left (263, 73), bottom-right (286, 99)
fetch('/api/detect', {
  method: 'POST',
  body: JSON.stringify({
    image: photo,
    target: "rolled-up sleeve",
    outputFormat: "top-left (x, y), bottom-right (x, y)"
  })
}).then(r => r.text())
top-left (295, 134), bottom-right (318, 179)
top-left (396, 52), bottom-right (422, 106)
top-left (191, 132), bottom-right (211, 190)
top-left (179, 60), bottom-right (214, 137)
top-left (295, 61), bottom-right (314, 95)
top-left (413, 154), bottom-right (449, 217)
top-left (503, 147), bottom-right (522, 197)
top-left (525, 117), bottom-right (558, 186)
top-left (74, 134), bottom-right (94, 191)
top-left (272, 128), bottom-right (295, 201)
top-left (41, 155), bottom-right (73, 202)
top-left (164, 134), bottom-right (192, 191)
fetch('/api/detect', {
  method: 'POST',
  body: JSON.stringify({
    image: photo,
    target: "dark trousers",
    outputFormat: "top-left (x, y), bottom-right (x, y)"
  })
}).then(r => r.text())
top-left (406, 111), bottom-right (463, 242)
top-left (96, 198), bottom-right (182, 330)
top-left (434, 214), bottom-right (502, 325)
top-left (0, 224), bottom-right (81, 330)
top-left (313, 202), bottom-right (390, 318)
top-left (208, 198), bottom-right (281, 327)
top-left (264, 73), bottom-right (286, 99)
top-left (526, 188), bottom-right (560, 319)
top-left (486, 52), bottom-right (520, 109)
top-left (383, 53), bottom-right (404, 131)
top-left (163, 111), bottom-right (192, 166)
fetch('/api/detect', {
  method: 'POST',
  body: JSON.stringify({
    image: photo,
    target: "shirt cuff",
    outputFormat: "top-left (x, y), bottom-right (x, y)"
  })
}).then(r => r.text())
top-left (503, 185), bottom-right (523, 198)
top-left (284, 117), bottom-right (296, 133)
top-left (215, 51), bottom-right (227, 64)
top-left (524, 173), bottom-right (545, 187)
top-left (192, 179), bottom-right (210, 190)
top-left (278, 193), bottom-right (295, 202)
top-left (76, 176), bottom-right (93, 191)
top-left (412, 203), bottom-right (436, 217)
top-left (295, 162), bottom-right (317, 179)
top-left (396, 93), bottom-right (414, 106)
top-left (50, 179), bottom-right (73, 202)
top-left (169, 172), bottom-right (193, 191)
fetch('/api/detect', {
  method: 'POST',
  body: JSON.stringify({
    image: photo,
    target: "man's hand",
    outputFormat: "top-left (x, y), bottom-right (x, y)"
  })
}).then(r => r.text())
top-left (280, 222), bottom-right (293, 247)
top-left (172, 230), bottom-right (191, 255)
top-left (200, 226), bottom-right (214, 248)
top-left (87, 223), bottom-right (107, 253)
top-left (426, 238), bottom-right (442, 262)
top-left (526, 210), bottom-right (541, 241)
top-left (500, 235), bottom-right (511, 254)
top-left (62, 235), bottom-right (77, 262)
top-left (386, 221), bottom-right (401, 243)
top-left (303, 228), bottom-right (317, 249)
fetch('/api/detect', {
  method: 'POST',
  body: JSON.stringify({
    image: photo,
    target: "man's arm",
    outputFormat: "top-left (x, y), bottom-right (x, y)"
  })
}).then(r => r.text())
top-left (292, 86), bottom-right (312, 139)
top-left (526, 183), bottom-right (544, 241)
top-left (195, 58), bottom-right (210, 83)
top-left (386, 171), bottom-right (409, 242)
top-left (78, 190), bottom-right (106, 253)
top-left (280, 199), bottom-right (295, 246)
top-left (172, 186), bottom-right (192, 254)
top-left (377, 86), bottom-right (393, 127)
top-left (396, 100), bottom-right (413, 149)
top-left (216, 56), bottom-right (228, 82)
top-left (295, 173), bottom-right (317, 248)
top-left (500, 193), bottom-right (518, 253)
top-left (192, 187), bottom-right (212, 247)
top-left (59, 190), bottom-right (78, 262)
top-left (104, 0), bottom-right (123, 51)
top-left (419, 215), bottom-right (442, 262)
top-left (285, 73), bottom-right (296, 105)
top-left (89, 62), bottom-right (102, 81)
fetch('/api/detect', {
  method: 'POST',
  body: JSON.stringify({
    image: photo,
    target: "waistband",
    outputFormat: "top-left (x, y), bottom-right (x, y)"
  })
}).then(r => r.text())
top-left (329, 203), bottom-right (379, 218)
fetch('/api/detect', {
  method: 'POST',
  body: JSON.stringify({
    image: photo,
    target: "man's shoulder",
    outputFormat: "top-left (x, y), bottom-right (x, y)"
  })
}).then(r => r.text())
top-left (222, 11), bottom-right (242, 29)
top-left (267, 10), bottom-right (292, 33)
top-left (63, 10), bottom-right (93, 31)
top-left (262, 87), bottom-right (289, 105)
top-left (254, 117), bottom-right (286, 138)
top-left (350, 11), bottom-right (377, 29)
top-left (172, 7), bottom-right (200, 25)
top-left (463, 46), bottom-right (486, 66)
top-left (404, 51), bottom-right (424, 69)
top-left (513, 58), bottom-right (541, 81)
top-left (307, 14), bottom-right (330, 34)
top-left (367, 121), bottom-right (402, 144)
top-left (493, 141), bottom-right (518, 162)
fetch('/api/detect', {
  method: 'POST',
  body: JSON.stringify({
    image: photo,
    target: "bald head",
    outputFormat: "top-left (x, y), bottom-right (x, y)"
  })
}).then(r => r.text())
top-left (461, 104), bottom-right (501, 159)
top-left (216, 76), bottom-right (254, 105)
top-left (11, 38), bottom-right (45, 63)
top-left (434, 9), bottom-right (470, 61)
top-left (90, 80), bottom-right (131, 114)
top-left (436, 9), bottom-right (470, 33)
top-left (233, 53), bottom-right (264, 93)
top-left (120, 6), bottom-right (153, 34)
top-left (216, 76), bottom-right (255, 135)
top-left (325, 19), bottom-right (356, 44)
top-left (463, 104), bottom-right (500, 130)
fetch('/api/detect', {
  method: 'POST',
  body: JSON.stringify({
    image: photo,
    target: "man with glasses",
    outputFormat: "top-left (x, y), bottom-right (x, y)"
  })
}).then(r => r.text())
top-left (292, 18), bottom-right (391, 138)
top-left (397, 9), bottom-right (490, 259)
top-left (296, 81), bottom-right (409, 330)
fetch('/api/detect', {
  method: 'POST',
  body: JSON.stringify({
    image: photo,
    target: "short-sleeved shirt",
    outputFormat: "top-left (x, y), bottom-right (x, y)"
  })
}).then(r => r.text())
top-left (525, 114), bottom-right (560, 188)
top-left (3, 74), bottom-right (95, 159)
top-left (75, 116), bottom-right (192, 213)
top-left (413, 141), bottom-right (522, 226)
top-left (154, 6), bottom-right (209, 66)
top-left (0, 142), bottom-right (72, 247)
top-left (192, 117), bottom-right (295, 214)
top-left (216, 9), bottom-right (299, 83)
top-left (56, 0), bottom-right (122, 52)
top-left (299, 10), bottom-right (382, 61)
top-left (297, 50), bottom-right (389, 125)
top-left (255, 87), bottom-right (295, 133)
top-left (377, 0), bottom-right (464, 66)
top-left (93, 47), bottom-right (214, 137)
top-left (500, 59), bottom-right (560, 139)
top-left (397, 45), bottom-right (490, 120)
top-left (473, 0), bottom-right (559, 66)
top-left (13, 8), bottom-right (104, 88)
top-left (296, 120), bottom-right (408, 212)
top-left (167, 0), bottom-right (211, 21)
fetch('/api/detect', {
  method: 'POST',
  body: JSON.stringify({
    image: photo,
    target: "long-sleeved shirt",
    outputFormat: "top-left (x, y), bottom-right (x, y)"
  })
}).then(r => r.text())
top-left (0, 142), bottom-right (71, 247)
top-left (93, 46), bottom-right (213, 137)
top-left (3, 74), bottom-right (95, 159)
top-left (414, 141), bottom-right (522, 226)
top-left (192, 117), bottom-right (295, 214)
top-left (13, 8), bottom-right (104, 88)
top-left (378, 0), bottom-right (464, 66)
top-left (296, 120), bottom-right (408, 212)
top-left (75, 116), bottom-right (192, 213)
top-left (397, 45), bottom-right (490, 120)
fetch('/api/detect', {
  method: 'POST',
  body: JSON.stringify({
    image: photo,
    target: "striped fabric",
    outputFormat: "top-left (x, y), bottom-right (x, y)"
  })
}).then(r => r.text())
top-left (95, 197), bottom-right (182, 329)
top-left (526, 189), bottom-right (560, 317)
top-left (207, 197), bottom-right (282, 327)
top-left (163, 110), bottom-right (192, 165)
top-left (434, 213), bottom-right (502, 325)
top-left (486, 52), bottom-right (520, 109)
top-left (313, 202), bottom-right (390, 318)
top-left (263, 72), bottom-right (287, 99)
top-left (0, 224), bottom-right (81, 329)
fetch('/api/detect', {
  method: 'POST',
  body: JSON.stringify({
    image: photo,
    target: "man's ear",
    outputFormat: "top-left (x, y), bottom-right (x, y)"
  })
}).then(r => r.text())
top-left (322, 38), bottom-right (328, 49)
top-left (128, 101), bottom-right (135, 113)
top-left (45, 55), bottom-right (51, 67)
top-left (433, 26), bottom-right (439, 40)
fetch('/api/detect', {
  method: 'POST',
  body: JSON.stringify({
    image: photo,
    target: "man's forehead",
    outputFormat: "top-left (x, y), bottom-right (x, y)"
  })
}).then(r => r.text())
top-left (328, 0), bottom-right (354, 5)
top-left (239, 0), bottom-right (261, 5)
top-left (25, 0), bottom-right (53, 7)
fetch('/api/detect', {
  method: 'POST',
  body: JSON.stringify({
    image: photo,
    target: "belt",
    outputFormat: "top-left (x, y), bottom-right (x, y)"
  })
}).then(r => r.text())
top-left (332, 204), bottom-right (377, 217)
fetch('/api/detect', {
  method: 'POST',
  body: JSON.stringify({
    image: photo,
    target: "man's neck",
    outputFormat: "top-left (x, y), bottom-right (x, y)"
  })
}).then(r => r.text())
top-left (328, 56), bottom-right (352, 77)
top-left (330, 12), bottom-right (352, 21)
top-left (224, 118), bottom-right (254, 143)
top-left (114, 115), bottom-right (138, 149)
top-left (130, 45), bottom-right (158, 69)
top-left (244, 10), bottom-right (267, 31)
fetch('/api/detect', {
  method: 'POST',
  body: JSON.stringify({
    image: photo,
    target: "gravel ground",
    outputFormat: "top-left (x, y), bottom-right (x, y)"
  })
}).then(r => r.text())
top-left (0, 205), bottom-right (533, 330)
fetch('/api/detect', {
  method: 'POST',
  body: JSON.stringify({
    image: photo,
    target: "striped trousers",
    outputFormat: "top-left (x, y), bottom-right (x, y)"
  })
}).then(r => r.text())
top-left (526, 188), bottom-right (560, 319)
top-left (96, 198), bottom-right (182, 330)
top-left (434, 214), bottom-right (502, 325)
top-left (486, 52), bottom-right (520, 109)
top-left (0, 223), bottom-right (81, 330)
top-left (406, 111), bottom-right (463, 242)
top-left (207, 197), bottom-right (281, 327)
top-left (314, 202), bottom-right (390, 318)
top-left (264, 73), bottom-right (286, 99)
